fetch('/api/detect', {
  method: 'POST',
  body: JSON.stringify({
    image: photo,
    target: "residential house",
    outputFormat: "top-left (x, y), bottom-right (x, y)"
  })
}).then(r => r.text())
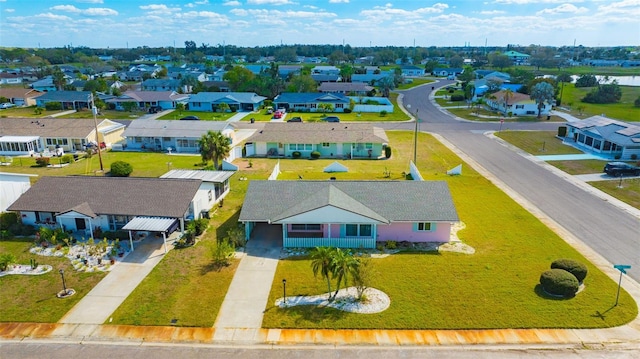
top-left (351, 70), bottom-right (395, 85)
top-left (35, 91), bottom-right (94, 110)
top-left (0, 72), bottom-right (24, 85)
top-left (239, 180), bottom-right (459, 248)
top-left (160, 169), bottom-right (234, 212)
top-left (106, 91), bottom-right (188, 111)
top-left (0, 88), bottom-right (43, 106)
top-left (121, 118), bottom-right (235, 153)
top-left (243, 122), bottom-right (388, 159)
top-left (273, 92), bottom-right (350, 112)
top-left (432, 68), bottom-right (464, 77)
top-left (485, 90), bottom-right (550, 116)
top-left (503, 51), bottom-right (530, 65)
top-left (202, 81), bottom-right (231, 92)
top-left (7, 176), bottom-right (208, 239)
top-left (187, 92), bottom-right (266, 112)
top-left (318, 82), bottom-right (374, 95)
top-left (141, 79), bottom-right (181, 92)
top-left (0, 172), bottom-right (36, 213)
top-left (401, 65), bottom-right (425, 77)
top-left (311, 66), bottom-right (341, 82)
top-left (30, 76), bottom-right (59, 92)
top-left (0, 117), bottom-right (125, 156)
top-left (564, 116), bottom-right (640, 160)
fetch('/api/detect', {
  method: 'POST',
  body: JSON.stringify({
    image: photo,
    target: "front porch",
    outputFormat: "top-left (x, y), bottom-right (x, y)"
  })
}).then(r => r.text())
top-left (246, 222), bottom-right (377, 249)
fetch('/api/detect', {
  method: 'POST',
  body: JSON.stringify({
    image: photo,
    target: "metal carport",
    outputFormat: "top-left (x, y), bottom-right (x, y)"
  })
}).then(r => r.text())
top-left (122, 216), bottom-right (178, 254)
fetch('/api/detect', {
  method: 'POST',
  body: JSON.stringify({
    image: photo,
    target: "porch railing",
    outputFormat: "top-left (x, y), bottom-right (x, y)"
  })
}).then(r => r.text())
top-left (283, 237), bottom-right (376, 249)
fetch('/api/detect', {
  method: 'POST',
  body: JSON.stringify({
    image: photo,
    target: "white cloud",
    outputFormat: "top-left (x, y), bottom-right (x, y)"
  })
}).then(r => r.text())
top-left (139, 4), bottom-right (181, 15)
top-left (5, 8), bottom-right (14, 12)
top-left (76, 0), bottom-right (103, 3)
top-left (536, 4), bottom-right (588, 15)
top-left (493, 0), bottom-right (584, 3)
top-left (329, 0), bottom-right (350, 3)
top-left (34, 13), bottom-right (73, 21)
top-left (597, 0), bottom-right (640, 14)
top-left (50, 5), bottom-right (81, 13)
top-left (361, 3), bottom-right (448, 19)
top-left (223, 1), bottom-right (241, 5)
top-left (84, 8), bottom-right (118, 16)
top-left (247, 0), bottom-right (294, 5)
top-left (231, 8), bottom-right (336, 19)
top-left (479, 10), bottom-right (506, 15)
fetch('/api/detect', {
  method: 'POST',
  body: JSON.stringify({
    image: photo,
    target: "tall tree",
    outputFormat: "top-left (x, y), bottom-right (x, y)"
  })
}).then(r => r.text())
top-left (530, 82), bottom-right (555, 118)
top-left (488, 52), bottom-right (512, 70)
top-left (330, 248), bottom-right (359, 301)
top-left (503, 88), bottom-right (514, 115)
top-left (52, 66), bottom-right (66, 91)
top-left (310, 247), bottom-right (335, 300)
top-left (223, 66), bottom-right (255, 92)
top-left (198, 130), bottom-right (231, 170)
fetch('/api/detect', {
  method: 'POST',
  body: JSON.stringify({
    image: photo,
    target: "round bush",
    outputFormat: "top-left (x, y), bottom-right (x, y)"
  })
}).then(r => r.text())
top-left (384, 146), bottom-right (392, 159)
top-left (540, 269), bottom-right (579, 298)
top-left (110, 161), bottom-right (133, 177)
top-left (551, 258), bottom-right (588, 283)
top-left (310, 151), bottom-right (321, 159)
top-left (450, 94), bottom-right (465, 102)
top-left (292, 151), bottom-right (301, 159)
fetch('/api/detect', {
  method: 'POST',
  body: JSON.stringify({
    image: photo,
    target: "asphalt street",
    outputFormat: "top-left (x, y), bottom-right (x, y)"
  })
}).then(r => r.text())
top-left (389, 82), bottom-right (640, 283)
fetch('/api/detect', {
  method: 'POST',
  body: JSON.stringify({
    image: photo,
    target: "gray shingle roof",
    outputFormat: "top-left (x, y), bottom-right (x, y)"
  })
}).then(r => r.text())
top-left (245, 122), bottom-right (388, 144)
top-left (7, 176), bottom-right (201, 218)
top-left (188, 92), bottom-right (266, 104)
top-left (0, 117), bottom-right (123, 138)
top-left (568, 116), bottom-right (640, 146)
top-left (239, 180), bottom-right (459, 223)
top-left (122, 118), bottom-right (230, 138)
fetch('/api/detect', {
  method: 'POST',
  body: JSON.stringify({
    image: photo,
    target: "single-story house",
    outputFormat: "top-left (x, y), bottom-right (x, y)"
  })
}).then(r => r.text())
top-left (0, 88), bottom-right (43, 107)
top-left (564, 116), bottom-right (640, 160)
top-left (141, 79), bottom-right (181, 92)
top-left (6, 176), bottom-right (210, 241)
top-left (485, 90), bottom-right (550, 117)
top-left (401, 65), bottom-right (425, 77)
top-left (187, 92), bottom-right (266, 112)
top-left (30, 76), bottom-right (59, 92)
top-left (351, 70), bottom-right (395, 85)
top-left (160, 169), bottom-right (234, 212)
top-left (244, 122), bottom-right (388, 159)
top-left (0, 117), bottom-right (125, 156)
top-left (432, 68), bottom-right (464, 77)
top-left (273, 92), bottom-right (350, 112)
top-left (239, 180), bottom-right (459, 248)
top-left (202, 81), bottom-right (230, 92)
top-left (318, 82), bottom-right (374, 95)
top-left (106, 91), bottom-right (188, 111)
top-left (0, 172), bottom-right (36, 213)
top-left (35, 91), bottom-right (94, 110)
top-left (0, 72), bottom-right (24, 85)
top-left (121, 118), bottom-right (234, 153)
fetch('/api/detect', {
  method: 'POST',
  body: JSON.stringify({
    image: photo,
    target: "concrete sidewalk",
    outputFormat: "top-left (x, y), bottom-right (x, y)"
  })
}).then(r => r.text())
top-left (57, 239), bottom-right (169, 325)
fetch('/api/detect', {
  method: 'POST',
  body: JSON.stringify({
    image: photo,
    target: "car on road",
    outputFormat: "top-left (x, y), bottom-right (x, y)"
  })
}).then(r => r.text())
top-left (0, 102), bottom-right (16, 109)
top-left (287, 116), bottom-right (302, 122)
top-left (323, 116), bottom-right (340, 123)
top-left (180, 116), bottom-right (200, 121)
top-left (603, 162), bottom-right (640, 177)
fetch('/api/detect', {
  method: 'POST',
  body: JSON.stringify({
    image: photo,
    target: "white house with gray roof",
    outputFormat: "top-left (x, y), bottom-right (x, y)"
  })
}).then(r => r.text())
top-left (187, 92), bottom-right (266, 112)
top-left (564, 116), bottom-right (640, 160)
top-left (239, 180), bottom-right (459, 248)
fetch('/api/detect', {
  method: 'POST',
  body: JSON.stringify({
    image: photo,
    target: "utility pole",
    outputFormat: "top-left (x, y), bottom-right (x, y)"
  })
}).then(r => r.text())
top-left (89, 93), bottom-right (104, 172)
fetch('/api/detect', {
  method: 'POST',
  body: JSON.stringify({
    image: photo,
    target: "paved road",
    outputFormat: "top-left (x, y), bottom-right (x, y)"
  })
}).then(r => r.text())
top-left (390, 83), bottom-right (640, 283)
top-left (2, 342), bottom-right (639, 359)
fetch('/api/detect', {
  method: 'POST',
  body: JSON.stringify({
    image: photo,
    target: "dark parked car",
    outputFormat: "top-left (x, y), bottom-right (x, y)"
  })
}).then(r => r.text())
top-left (323, 116), bottom-right (340, 123)
top-left (603, 162), bottom-right (640, 177)
top-left (287, 116), bottom-right (302, 122)
top-left (180, 116), bottom-right (200, 121)
top-left (148, 106), bottom-right (162, 114)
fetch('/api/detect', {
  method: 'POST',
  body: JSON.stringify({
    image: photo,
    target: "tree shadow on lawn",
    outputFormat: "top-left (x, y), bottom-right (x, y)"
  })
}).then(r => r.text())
top-left (533, 284), bottom-right (574, 301)
top-left (214, 209), bottom-right (241, 243)
top-left (263, 296), bottom-right (348, 326)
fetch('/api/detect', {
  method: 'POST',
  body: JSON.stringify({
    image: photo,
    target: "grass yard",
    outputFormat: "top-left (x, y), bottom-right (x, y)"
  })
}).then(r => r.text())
top-left (447, 108), bottom-right (565, 122)
top-left (396, 78), bottom-right (435, 90)
top-left (0, 106), bottom-right (70, 118)
top-left (549, 159), bottom-right (609, 175)
top-left (591, 178), bottom-right (640, 209)
top-left (261, 131), bottom-right (637, 329)
top-left (495, 131), bottom-right (583, 155)
top-left (560, 85), bottom-right (640, 122)
top-left (0, 239), bottom-right (106, 323)
top-left (0, 151), bottom-right (205, 180)
top-left (157, 110), bottom-right (235, 121)
top-left (58, 110), bottom-right (146, 120)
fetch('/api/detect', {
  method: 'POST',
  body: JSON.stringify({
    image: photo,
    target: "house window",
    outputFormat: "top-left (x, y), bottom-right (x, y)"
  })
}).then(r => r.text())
top-left (289, 144), bottom-right (296, 150)
top-left (305, 144), bottom-right (312, 150)
top-left (163, 137), bottom-right (171, 141)
top-left (365, 143), bottom-right (373, 149)
top-left (335, 103), bottom-right (344, 109)
top-left (345, 224), bottom-right (372, 237)
top-left (322, 143), bottom-right (330, 147)
top-left (208, 190), bottom-right (213, 201)
top-left (516, 105), bottom-right (524, 109)
top-left (291, 224), bottom-right (321, 231)
top-left (416, 222), bottom-right (435, 232)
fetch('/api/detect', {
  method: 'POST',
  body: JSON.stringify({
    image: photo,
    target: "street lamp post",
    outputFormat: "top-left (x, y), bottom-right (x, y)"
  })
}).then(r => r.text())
top-left (282, 279), bottom-right (287, 305)
top-left (59, 269), bottom-right (68, 295)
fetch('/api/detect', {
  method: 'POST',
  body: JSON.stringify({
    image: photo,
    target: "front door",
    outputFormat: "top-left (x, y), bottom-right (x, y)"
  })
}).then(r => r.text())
top-left (75, 218), bottom-right (86, 230)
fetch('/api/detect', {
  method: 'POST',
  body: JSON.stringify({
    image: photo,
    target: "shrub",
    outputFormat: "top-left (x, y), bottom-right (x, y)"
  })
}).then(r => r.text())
top-left (379, 110), bottom-right (388, 117)
top-left (44, 102), bottom-right (62, 111)
top-left (110, 161), bottom-right (133, 177)
top-left (0, 212), bottom-right (18, 231)
top-left (385, 240), bottom-right (397, 249)
top-left (631, 154), bottom-right (638, 160)
top-left (35, 157), bottom-right (50, 167)
top-left (225, 226), bottom-right (246, 248)
top-left (101, 230), bottom-right (129, 241)
top-left (193, 218), bottom-right (209, 236)
top-left (310, 151), bottom-right (321, 159)
top-left (212, 238), bottom-right (235, 267)
top-left (614, 154), bottom-right (621, 160)
top-left (343, 108), bottom-right (352, 113)
top-left (292, 151), bottom-right (301, 159)
top-left (60, 154), bottom-right (74, 164)
top-left (384, 146), bottom-right (391, 159)
top-left (450, 94), bottom-right (465, 101)
top-left (540, 269), bottom-right (579, 297)
top-left (0, 253), bottom-right (17, 271)
top-left (551, 258), bottom-right (588, 283)
top-left (635, 96), bottom-right (640, 108)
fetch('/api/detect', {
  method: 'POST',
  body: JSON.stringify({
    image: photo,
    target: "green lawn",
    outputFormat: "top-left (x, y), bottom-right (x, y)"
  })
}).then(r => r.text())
top-left (58, 110), bottom-right (146, 120)
top-left (262, 131), bottom-right (637, 329)
top-left (0, 106), bottom-right (70, 118)
top-left (549, 159), bottom-right (609, 175)
top-left (157, 110), bottom-right (235, 121)
top-left (591, 178), bottom-right (640, 209)
top-left (495, 131), bottom-right (583, 155)
top-left (0, 239), bottom-right (106, 323)
top-left (447, 108), bottom-right (565, 122)
top-left (396, 78), bottom-right (435, 90)
top-left (560, 85), bottom-right (640, 122)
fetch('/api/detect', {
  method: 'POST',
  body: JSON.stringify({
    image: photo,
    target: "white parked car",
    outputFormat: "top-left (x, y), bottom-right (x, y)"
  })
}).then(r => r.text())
top-left (0, 102), bottom-right (16, 109)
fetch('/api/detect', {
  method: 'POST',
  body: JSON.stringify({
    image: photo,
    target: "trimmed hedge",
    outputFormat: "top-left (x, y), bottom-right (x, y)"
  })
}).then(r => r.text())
top-left (551, 258), bottom-right (588, 283)
top-left (450, 94), bottom-right (465, 102)
top-left (292, 151), bottom-right (301, 159)
top-left (540, 268), bottom-right (579, 298)
top-left (110, 161), bottom-right (133, 177)
top-left (310, 151), bottom-right (321, 159)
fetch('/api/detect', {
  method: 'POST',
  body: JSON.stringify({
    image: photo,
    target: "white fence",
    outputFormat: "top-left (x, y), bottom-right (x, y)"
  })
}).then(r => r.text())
top-left (409, 161), bottom-right (424, 181)
top-left (268, 160), bottom-right (280, 180)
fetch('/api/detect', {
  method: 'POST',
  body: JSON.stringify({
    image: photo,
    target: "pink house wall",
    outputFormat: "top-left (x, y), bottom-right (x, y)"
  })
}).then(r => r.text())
top-left (376, 222), bottom-right (451, 242)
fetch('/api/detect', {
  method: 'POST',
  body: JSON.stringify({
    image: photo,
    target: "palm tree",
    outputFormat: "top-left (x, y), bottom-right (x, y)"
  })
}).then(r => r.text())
top-left (310, 247), bottom-right (335, 300)
top-left (198, 130), bottom-right (231, 170)
top-left (503, 88), bottom-right (513, 116)
top-left (330, 248), bottom-right (359, 301)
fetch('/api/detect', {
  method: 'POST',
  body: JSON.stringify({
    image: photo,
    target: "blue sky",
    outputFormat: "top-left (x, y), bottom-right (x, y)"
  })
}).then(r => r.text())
top-left (0, 0), bottom-right (638, 48)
